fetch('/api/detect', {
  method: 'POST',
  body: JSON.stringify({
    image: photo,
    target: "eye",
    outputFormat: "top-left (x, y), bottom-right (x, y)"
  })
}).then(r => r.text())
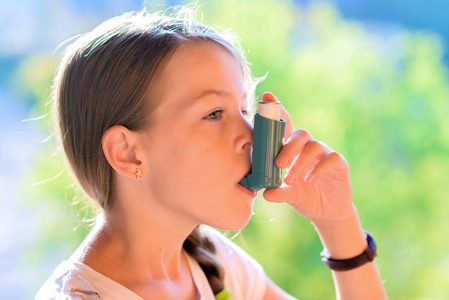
top-left (241, 109), bottom-right (248, 116)
top-left (203, 109), bottom-right (224, 121)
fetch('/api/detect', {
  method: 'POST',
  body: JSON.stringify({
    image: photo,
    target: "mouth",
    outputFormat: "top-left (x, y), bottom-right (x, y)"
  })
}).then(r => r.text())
top-left (238, 165), bottom-right (260, 196)
top-left (237, 181), bottom-right (258, 197)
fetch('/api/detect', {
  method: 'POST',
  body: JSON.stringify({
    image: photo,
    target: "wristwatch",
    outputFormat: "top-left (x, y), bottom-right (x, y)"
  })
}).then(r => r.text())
top-left (321, 231), bottom-right (377, 271)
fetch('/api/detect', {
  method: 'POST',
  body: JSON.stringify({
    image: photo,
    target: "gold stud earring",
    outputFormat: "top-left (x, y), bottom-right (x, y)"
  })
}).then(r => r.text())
top-left (134, 168), bottom-right (142, 179)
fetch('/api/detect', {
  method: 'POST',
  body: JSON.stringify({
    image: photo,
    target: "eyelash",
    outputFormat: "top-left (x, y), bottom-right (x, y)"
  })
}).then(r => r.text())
top-left (203, 109), bottom-right (248, 121)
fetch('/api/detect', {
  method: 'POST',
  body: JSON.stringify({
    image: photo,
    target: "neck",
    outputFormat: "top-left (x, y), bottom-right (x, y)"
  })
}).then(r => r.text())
top-left (71, 203), bottom-right (198, 283)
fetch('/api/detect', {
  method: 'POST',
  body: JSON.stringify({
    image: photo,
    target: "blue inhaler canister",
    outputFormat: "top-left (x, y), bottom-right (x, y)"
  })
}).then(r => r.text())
top-left (239, 100), bottom-right (286, 191)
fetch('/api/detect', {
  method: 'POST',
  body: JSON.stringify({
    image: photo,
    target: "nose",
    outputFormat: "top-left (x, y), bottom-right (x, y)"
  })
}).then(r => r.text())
top-left (235, 114), bottom-right (253, 153)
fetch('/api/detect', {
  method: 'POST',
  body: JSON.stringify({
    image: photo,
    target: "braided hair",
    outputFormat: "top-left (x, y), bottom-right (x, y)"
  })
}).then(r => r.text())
top-left (184, 226), bottom-right (225, 294)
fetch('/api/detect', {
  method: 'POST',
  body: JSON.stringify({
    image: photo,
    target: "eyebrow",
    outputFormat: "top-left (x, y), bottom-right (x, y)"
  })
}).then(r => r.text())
top-left (193, 89), bottom-right (247, 102)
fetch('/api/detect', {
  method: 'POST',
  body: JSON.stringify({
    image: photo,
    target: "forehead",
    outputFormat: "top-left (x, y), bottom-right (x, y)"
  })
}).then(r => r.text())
top-left (157, 41), bottom-right (246, 105)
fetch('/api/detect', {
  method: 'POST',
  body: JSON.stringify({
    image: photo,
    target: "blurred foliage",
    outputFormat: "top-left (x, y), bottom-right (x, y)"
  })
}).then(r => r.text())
top-left (21, 0), bottom-right (449, 299)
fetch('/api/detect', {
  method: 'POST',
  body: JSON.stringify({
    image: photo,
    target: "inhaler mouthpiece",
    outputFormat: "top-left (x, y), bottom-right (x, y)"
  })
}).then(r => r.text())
top-left (239, 100), bottom-right (285, 191)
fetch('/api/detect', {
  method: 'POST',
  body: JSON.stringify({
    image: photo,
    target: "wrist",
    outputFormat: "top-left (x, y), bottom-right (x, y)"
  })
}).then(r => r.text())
top-left (312, 205), bottom-right (367, 259)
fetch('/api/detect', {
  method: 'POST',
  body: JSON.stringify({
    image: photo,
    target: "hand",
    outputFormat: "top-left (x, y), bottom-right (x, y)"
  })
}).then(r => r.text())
top-left (262, 92), bottom-right (353, 223)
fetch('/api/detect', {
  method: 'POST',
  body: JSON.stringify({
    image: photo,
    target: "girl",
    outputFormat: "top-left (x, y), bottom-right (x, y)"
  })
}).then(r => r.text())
top-left (36, 7), bottom-right (387, 300)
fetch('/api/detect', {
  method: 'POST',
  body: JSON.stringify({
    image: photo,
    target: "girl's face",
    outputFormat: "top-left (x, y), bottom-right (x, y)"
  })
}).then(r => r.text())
top-left (140, 42), bottom-right (257, 230)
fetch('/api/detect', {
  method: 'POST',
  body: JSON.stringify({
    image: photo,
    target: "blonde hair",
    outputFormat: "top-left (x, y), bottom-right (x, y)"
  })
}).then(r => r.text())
top-left (52, 7), bottom-right (257, 295)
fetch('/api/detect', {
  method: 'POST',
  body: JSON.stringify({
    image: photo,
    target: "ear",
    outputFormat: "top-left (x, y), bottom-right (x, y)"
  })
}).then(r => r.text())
top-left (102, 125), bottom-right (144, 179)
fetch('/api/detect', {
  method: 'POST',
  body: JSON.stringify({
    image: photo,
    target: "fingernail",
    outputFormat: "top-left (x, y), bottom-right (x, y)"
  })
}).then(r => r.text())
top-left (276, 154), bottom-right (288, 167)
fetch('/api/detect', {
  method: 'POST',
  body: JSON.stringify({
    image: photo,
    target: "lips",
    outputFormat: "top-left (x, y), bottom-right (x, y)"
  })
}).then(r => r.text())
top-left (237, 181), bottom-right (258, 197)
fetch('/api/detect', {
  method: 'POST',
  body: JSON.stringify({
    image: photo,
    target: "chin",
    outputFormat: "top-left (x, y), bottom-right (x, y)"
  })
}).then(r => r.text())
top-left (209, 206), bottom-right (254, 232)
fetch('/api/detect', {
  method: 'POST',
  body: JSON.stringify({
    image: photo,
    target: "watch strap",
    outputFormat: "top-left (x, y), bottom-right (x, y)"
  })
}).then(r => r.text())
top-left (321, 231), bottom-right (377, 272)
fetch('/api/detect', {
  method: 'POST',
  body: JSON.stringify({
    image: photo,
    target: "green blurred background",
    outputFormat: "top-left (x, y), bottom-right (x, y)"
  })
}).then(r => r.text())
top-left (2, 0), bottom-right (449, 299)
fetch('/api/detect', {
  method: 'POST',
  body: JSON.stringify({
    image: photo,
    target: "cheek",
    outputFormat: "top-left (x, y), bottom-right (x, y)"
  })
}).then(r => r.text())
top-left (175, 145), bottom-right (225, 188)
top-left (149, 131), bottom-right (227, 194)
top-left (145, 130), bottom-right (255, 230)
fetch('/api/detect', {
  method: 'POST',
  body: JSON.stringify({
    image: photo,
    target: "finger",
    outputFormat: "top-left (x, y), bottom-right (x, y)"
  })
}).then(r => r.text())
top-left (261, 91), bottom-right (278, 102)
top-left (261, 92), bottom-right (295, 139)
top-left (284, 140), bottom-right (330, 185)
top-left (304, 151), bottom-right (344, 183)
top-left (275, 129), bottom-right (313, 169)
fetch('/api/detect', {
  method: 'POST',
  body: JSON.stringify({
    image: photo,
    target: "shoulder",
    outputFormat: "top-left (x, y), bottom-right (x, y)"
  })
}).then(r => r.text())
top-left (35, 261), bottom-right (102, 300)
top-left (203, 226), bottom-right (267, 300)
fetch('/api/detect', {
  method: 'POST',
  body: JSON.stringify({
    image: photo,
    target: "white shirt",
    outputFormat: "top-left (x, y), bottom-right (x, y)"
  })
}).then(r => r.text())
top-left (35, 227), bottom-right (266, 300)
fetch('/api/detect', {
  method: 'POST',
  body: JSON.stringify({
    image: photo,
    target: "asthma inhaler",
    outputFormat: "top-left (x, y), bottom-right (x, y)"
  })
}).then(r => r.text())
top-left (239, 100), bottom-right (286, 191)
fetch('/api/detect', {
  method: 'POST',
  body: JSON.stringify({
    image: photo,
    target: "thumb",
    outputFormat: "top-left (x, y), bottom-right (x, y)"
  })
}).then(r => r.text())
top-left (263, 184), bottom-right (297, 204)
